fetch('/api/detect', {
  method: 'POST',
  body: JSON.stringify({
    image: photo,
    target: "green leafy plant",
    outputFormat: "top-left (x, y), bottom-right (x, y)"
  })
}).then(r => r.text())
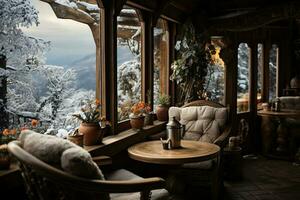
top-left (73, 99), bottom-right (108, 124)
top-left (157, 94), bottom-right (170, 107)
top-left (170, 20), bottom-right (209, 104)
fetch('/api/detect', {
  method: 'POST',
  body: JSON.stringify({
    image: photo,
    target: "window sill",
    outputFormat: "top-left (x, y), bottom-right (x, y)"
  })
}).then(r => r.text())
top-left (84, 120), bottom-right (167, 157)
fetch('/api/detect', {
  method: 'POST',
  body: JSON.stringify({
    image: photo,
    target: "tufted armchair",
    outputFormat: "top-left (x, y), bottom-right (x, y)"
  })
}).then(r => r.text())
top-left (8, 130), bottom-right (175, 200)
top-left (167, 100), bottom-right (231, 200)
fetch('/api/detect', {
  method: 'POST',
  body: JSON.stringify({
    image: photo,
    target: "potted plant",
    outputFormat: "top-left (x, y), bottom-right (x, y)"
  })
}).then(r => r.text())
top-left (156, 94), bottom-right (170, 121)
top-left (73, 99), bottom-right (109, 146)
top-left (130, 101), bottom-right (149, 130)
top-left (144, 90), bottom-right (154, 126)
top-left (67, 128), bottom-right (84, 147)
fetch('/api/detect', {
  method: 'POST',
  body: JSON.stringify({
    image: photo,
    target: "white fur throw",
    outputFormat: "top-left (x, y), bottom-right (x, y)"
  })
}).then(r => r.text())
top-left (61, 148), bottom-right (104, 179)
top-left (20, 130), bottom-right (104, 180)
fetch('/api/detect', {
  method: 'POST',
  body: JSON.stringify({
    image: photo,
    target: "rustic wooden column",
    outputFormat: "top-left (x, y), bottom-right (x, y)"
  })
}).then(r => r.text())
top-left (141, 11), bottom-right (154, 108)
top-left (0, 55), bottom-right (8, 129)
top-left (99, 0), bottom-right (118, 134)
top-left (169, 22), bottom-right (177, 106)
top-left (249, 42), bottom-right (259, 151)
top-left (249, 42), bottom-right (258, 113)
top-left (262, 42), bottom-right (270, 102)
top-left (220, 35), bottom-right (238, 131)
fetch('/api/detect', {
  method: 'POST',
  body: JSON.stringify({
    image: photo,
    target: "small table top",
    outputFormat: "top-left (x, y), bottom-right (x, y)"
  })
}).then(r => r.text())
top-left (128, 140), bottom-right (220, 165)
top-left (257, 110), bottom-right (300, 117)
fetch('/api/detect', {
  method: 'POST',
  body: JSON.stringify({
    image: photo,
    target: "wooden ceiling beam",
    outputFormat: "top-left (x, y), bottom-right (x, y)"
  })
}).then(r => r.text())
top-left (127, 0), bottom-right (156, 12)
top-left (208, 2), bottom-right (300, 32)
top-left (161, 4), bottom-right (186, 24)
top-left (152, 0), bottom-right (172, 26)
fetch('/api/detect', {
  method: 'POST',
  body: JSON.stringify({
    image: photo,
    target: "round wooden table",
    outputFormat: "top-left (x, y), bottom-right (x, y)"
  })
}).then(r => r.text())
top-left (257, 110), bottom-right (300, 155)
top-left (128, 140), bottom-right (220, 165)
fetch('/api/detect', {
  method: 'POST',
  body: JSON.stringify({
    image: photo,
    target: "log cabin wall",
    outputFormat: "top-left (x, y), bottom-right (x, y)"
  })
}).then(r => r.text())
top-left (70, 1), bottom-right (300, 140)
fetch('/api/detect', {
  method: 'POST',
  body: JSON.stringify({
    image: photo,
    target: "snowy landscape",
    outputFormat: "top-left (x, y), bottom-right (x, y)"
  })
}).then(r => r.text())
top-left (0, 0), bottom-right (145, 136)
top-left (0, 0), bottom-right (278, 137)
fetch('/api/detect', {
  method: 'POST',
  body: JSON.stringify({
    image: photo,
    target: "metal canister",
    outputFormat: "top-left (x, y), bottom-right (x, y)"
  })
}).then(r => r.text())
top-left (166, 116), bottom-right (183, 149)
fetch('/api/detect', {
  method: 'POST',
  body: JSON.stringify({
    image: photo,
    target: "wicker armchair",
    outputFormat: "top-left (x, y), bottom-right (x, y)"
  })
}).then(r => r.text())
top-left (8, 141), bottom-right (169, 200)
top-left (167, 100), bottom-right (232, 200)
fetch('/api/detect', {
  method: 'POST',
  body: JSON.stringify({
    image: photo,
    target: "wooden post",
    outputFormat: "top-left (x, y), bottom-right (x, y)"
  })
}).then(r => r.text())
top-left (0, 55), bottom-right (8, 129)
top-left (141, 11), bottom-right (154, 108)
top-left (169, 22), bottom-right (176, 106)
top-left (99, 0), bottom-right (118, 134)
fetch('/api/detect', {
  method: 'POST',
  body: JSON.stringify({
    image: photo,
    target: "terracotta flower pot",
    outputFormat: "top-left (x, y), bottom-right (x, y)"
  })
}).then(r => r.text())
top-left (144, 113), bottom-right (154, 126)
top-left (79, 123), bottom-right (104, 146)
top-left (156, 105), bottom-right (169, 121)
top-left (130, 115), bottom-right (145, 130)
top-left (68, 133), bottom-right (84, 147)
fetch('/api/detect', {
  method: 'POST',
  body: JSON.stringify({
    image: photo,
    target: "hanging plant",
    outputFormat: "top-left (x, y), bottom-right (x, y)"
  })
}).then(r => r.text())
top-left (170, 21), bottom-right (210, 104)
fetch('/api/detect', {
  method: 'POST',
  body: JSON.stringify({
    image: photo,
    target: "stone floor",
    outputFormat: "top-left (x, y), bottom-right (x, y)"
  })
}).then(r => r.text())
top-left (223, 155), bottom-right (300, 200)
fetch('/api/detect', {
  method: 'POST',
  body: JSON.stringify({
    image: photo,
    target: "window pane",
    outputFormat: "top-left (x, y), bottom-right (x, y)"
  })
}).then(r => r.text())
top-left (6, 0), bottom-right (96, 132)
top-left (117, 7), bottom-right (141, 121)
top-left (153, 19), bottom-right (168, 110)
top-left (257, 43), bottom-right (263, 104)
top-left (269, 44), bottom-right (278, 100)
top-left (237, 43), bottom-right (250, 112)
top-left (204, 37), bottom-right (225, 104)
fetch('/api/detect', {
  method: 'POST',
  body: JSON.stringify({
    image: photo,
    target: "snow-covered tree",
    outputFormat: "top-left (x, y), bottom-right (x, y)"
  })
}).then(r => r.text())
top-left (37, 65), bottom-right (76, 121)
top-left (237, 43), bottom-right (250, 98)
top-left (0, 0), bottom-right (49, 129)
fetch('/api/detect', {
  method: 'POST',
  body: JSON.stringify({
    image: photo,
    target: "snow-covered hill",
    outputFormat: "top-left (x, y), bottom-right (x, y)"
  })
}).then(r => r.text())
top-left (65, 46), bottom-right (135, 90)
top-left (67, 54), bottom-right (96, 90)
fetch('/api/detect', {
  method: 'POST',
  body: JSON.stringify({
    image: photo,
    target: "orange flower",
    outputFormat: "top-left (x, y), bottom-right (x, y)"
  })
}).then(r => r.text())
top-left (10, 129), bottom-right (17, 135)
top-left (2, 129), bottom-right (10, 136)
top-left (31, 119), bottom-right (39, 127)
top-left (145, 105), bottom-right (151, 113)
top-left (137, 102), bottom-right (145, 109)
top-left (95, 99), bottom-right (101, 106)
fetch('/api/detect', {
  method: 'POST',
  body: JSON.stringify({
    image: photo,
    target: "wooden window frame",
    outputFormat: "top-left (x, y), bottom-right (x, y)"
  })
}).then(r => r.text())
top-left (99, 2), bottom-right (172, 134)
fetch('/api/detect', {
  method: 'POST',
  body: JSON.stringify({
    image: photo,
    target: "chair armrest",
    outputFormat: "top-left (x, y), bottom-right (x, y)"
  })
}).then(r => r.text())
top-left (97, 177), bottom-right (166, 193)
top-left (213, 126), bottom-right (231, 148)
top-left (92, 156), bottom-right (112, 166)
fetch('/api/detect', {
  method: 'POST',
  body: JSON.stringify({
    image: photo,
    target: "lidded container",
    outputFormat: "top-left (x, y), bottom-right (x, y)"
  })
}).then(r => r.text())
top-left (166, 116), bottom-right (185, 149)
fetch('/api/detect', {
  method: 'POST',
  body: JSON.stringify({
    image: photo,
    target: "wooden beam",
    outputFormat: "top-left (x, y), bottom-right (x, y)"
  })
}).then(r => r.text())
top-left (115, 0), bottom-right (127, 16)
top-left (152, 0), bottom-right (172, 26)
top-left (99, 0), bottom-right (118, 134)
top-left (127, 0), bottom-right (156, 12)
top-left (140, 11), bottom-right (154, 107)
top-left (209, 2), bottom-right (300, 32)
top-left (160, 4), bottom-right (186, 24)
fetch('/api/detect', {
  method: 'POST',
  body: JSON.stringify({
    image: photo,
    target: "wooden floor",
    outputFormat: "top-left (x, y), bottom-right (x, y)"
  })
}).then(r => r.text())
top-left (223, 156), bottom-right (300, 200)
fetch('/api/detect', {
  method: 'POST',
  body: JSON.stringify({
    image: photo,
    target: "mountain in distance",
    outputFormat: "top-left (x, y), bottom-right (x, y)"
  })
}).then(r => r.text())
top-left (67, 54), bottom-right (96, 91)
top-left (66, 46), bottom-right (136, 90)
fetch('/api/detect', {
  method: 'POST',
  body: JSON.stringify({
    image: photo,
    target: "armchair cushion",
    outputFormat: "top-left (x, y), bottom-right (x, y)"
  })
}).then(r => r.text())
top-left (279, 96), bottom-right (300, 111)
top-left (20, 130), bottom-right (104, 180)
top-left (169, 106), bottom-right (228, 143)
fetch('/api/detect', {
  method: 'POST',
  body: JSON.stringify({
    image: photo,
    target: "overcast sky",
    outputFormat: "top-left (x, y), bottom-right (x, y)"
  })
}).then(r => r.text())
top-left (23, 0), bottom-right (95, 66)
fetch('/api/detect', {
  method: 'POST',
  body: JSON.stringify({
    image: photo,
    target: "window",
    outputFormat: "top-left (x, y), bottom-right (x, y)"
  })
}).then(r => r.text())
top-left (117, 6), bottom-right (142, 121)
top-left (7, 0), bottom-right (96, 131)
top-left (237, 43), bottom-right (251, 112)
top-left (269, 44), bottom-right (279, 100)
top-left (153, 19), bottom-right (169, 109)
top-left (204, 37), bottom-right (225, 104)
top-left (257, 43), bottom-right (263, 103)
